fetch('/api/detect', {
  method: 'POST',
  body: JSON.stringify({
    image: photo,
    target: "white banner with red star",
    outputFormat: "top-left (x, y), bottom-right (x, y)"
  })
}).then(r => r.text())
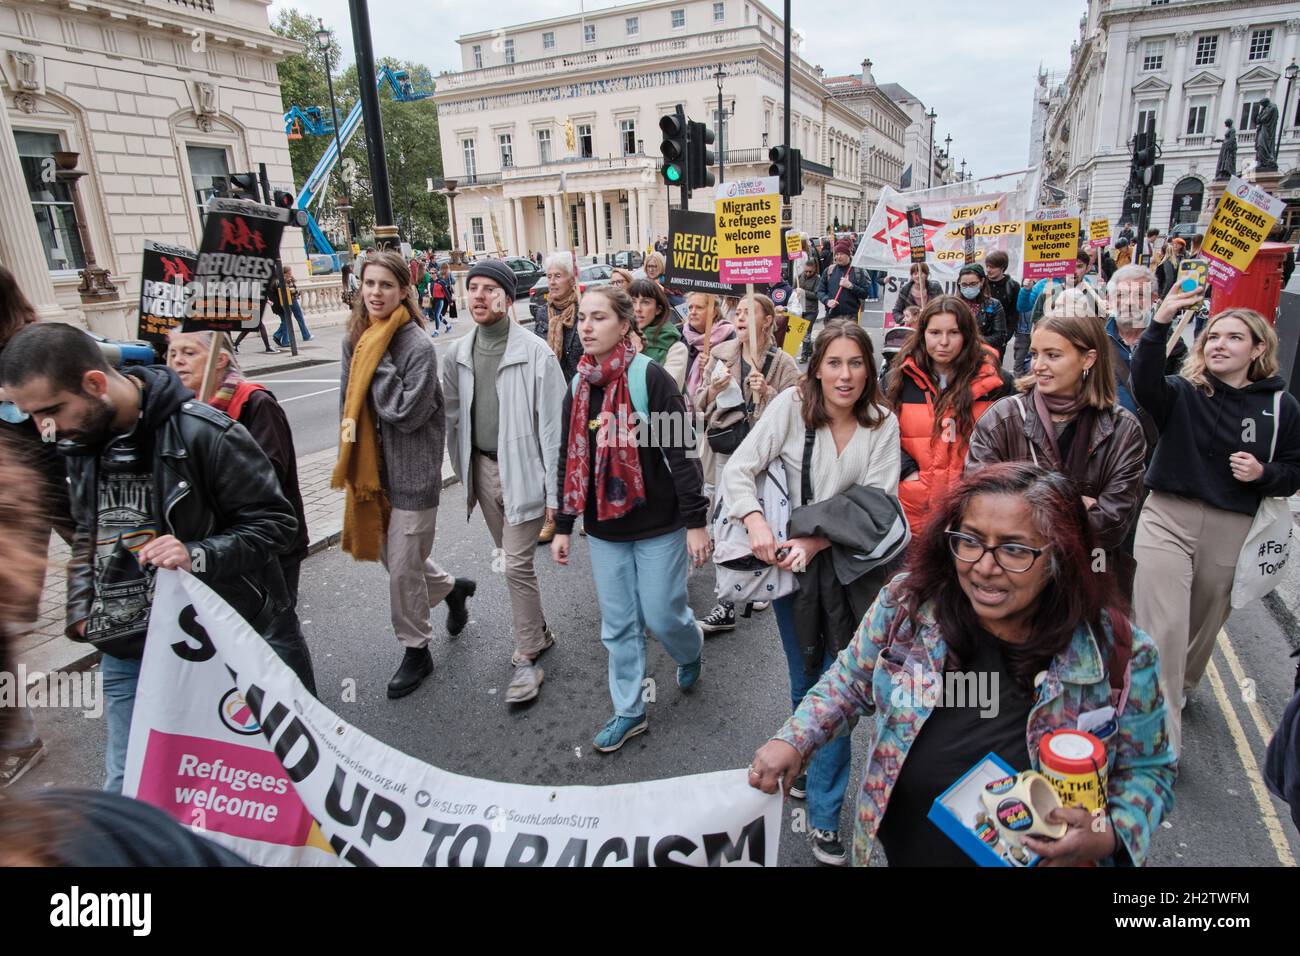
top-left (853, 181), bottom-right (1033, 283)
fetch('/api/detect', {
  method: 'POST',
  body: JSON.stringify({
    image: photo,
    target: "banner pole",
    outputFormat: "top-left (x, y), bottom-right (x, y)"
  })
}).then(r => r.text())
top-left (198, 331), bottom-right (226, 404)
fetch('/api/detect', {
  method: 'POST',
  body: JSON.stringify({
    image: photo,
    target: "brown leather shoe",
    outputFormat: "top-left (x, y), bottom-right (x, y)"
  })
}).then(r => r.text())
top-left (537, 515), bottom-right (557, 545)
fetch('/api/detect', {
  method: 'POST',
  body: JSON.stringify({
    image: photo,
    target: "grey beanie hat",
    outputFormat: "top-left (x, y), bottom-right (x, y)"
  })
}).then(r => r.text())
top-left (466, 259), bottom-right (516, 301)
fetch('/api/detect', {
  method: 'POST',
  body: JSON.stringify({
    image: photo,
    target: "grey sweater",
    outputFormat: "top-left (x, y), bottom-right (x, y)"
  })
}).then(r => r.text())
top-left (340, 320), bottom-right (445, 511)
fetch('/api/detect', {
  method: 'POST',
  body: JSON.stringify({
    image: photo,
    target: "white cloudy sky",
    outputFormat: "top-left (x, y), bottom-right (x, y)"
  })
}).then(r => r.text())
top-left (270, 0), bottom-right (1085, 177)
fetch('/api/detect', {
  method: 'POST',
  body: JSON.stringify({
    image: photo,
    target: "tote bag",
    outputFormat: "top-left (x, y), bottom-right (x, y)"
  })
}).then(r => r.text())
top-left (1232, 390), bottom-right (1294, 609)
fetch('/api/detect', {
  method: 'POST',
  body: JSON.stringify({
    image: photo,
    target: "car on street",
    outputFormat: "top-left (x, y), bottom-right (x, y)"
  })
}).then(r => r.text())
top-left (612, 250), bottom-right (644, 270)
top-left (527, 263), bottom-right (614, 318)
top-left (503, 255), bottom-right (544, 297)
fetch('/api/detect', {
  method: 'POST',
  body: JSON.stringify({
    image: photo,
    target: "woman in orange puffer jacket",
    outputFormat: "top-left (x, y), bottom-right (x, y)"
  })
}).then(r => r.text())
top-left (884, 295), bottom-right (1014, 536)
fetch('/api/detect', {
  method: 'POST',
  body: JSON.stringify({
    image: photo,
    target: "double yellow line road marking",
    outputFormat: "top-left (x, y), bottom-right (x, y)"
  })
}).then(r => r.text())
top-left (1205, 628), bottom-right (1296, 866)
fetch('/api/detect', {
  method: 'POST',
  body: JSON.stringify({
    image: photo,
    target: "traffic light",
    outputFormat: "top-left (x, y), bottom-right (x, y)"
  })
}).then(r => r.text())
top-left (272, 188), bottom-right (295, 210)
top-left (212, 172), bottom-right (261, 200)
top-left (1133, 132), bottom-right (1156, 170)
top-left (768, 145), bottom-right (804, 197)
top-left (659, 108), bottom-right (689, 188)
top-left (688, 120), bottom-right (715, 189)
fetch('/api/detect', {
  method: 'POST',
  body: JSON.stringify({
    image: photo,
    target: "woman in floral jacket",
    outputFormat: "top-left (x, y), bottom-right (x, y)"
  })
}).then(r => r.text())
top-left (749, 461), bottom-right (1175, 867)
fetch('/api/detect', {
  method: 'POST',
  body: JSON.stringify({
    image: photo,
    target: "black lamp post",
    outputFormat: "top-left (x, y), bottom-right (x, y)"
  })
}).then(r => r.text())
top-left (960, 158), bottom-right (967, 181)
top-left (714, 63), bottom-right (727, 185)
top-left (316, 19), bottom-right (354, 257)
top-left (1280, 59), bottom-right (1299, 156)
top-left (926, 107), bottom-right (937, 188)
top-left (348, 0), bottom-right (398, 248)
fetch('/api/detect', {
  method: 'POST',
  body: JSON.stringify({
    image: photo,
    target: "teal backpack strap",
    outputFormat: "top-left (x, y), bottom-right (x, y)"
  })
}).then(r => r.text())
top-left (573, 354), bottom-right (650, 418)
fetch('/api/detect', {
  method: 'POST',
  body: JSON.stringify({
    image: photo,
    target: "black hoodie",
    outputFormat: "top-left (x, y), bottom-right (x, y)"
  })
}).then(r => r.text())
top-left (1131, 321), bottom-right (1300, 515)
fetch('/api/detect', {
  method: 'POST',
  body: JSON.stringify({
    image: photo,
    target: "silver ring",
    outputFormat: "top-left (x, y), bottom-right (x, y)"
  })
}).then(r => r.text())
top-left (748, 767), bottom-right (760, 776)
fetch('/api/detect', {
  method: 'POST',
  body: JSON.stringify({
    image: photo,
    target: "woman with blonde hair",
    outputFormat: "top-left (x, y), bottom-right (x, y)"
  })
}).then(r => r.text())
top-left (1132, 292), bottom-right (1300, 750)
top-left (966, 299), bottom-right (1147, 590)
top-left (682, 292), bottom-right (736, 405)
top-left (610, 267), bottom-right (635, 292)
top-left (334, 249), bottom-right (474, 699)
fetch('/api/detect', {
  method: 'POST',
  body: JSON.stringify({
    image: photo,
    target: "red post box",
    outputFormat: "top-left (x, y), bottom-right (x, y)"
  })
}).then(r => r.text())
top-left (1210, 242), bottom-right (1293, 324)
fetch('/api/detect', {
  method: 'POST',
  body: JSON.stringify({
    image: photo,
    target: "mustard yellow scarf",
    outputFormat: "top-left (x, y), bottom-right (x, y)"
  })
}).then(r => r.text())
top-left (331, 305), bottom-right (412, 561)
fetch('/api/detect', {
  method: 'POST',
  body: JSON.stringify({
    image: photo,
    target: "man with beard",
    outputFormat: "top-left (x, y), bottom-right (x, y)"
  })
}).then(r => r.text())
top-left (0, 323), bottom-right (315, 793)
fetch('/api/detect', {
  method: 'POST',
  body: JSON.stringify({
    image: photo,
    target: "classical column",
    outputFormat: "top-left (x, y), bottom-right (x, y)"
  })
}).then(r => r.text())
top-left (542, 194), bottom-right (556, 251)
top-left (1117, 36), bottom-right (1141, 147)
top-left (1163, 32), bottom-right (1193, 146)
top-left (627, 189), bottom-right (640, 252)
top-left (1220, 25), bottom-right (1250, 130)
top-left (1278, 20), bottom-right (1300, 107)
top-left (637, 188), bottom-right (650, 251)
top-left (594, 190), bottom-right (607, 256)
top-left (0, 100), bottom-right (69, 322)
top-left (512, 197), bottom-right (528, 256)
top-left (583, 192), bottom-right (597, 256)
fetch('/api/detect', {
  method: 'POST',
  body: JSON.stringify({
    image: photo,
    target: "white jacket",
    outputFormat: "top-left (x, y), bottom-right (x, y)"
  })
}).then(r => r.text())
top-left (442, 318), bottom-right (566, 524)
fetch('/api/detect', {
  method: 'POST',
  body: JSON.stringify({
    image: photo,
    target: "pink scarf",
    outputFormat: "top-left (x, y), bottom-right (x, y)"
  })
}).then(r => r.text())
top-left (683, 320), bottom-right (736, 401)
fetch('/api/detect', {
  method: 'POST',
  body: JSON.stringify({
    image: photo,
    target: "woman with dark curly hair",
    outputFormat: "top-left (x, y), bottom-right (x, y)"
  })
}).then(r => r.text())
top-left (748, 462), bottom-right (1176, 867)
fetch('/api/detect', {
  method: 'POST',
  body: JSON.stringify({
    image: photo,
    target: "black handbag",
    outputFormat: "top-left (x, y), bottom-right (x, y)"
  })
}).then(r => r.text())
top-left (706, 351), bottom-right (774, 455)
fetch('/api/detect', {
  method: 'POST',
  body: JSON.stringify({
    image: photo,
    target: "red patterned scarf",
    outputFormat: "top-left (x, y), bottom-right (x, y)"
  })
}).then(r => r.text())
top-left (562, 339), bottom-right (647, 522)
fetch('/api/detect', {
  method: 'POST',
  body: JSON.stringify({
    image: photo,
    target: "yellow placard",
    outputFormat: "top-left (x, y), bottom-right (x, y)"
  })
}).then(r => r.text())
top-left (785, 232), bottom-right (803, 258)
top-left (716, 193), bottom-right (781, 260)
top-left (1204, 191), bottom-right (1278, 270)
top-left (1088, 218), bottom-right (1111, 249)
top-left (942, 221), bottom-right (1023, 240)
top-left (1024, 216), bottom-right (1081, 263)
top-left (782, 316), bottom-right (810, 358)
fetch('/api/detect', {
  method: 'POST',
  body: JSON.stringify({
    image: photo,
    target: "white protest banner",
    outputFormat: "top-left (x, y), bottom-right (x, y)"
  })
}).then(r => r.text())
top-left (127, 572), bottom-right (783, 866)
top-left (853, 175), bottom-right (1033, 283)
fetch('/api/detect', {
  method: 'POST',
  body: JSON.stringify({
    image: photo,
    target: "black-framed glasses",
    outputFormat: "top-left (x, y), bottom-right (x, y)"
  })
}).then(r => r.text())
top-left (945, 530), bottom-right (1047, 573)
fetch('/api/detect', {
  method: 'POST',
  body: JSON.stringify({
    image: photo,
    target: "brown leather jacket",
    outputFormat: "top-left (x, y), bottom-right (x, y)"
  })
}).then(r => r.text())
top-left (964, 391), bottom-right (1147, 550)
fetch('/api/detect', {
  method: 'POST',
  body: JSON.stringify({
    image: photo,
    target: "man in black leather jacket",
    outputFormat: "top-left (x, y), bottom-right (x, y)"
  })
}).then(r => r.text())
top-left (0, 323), bottom-right (315, 793)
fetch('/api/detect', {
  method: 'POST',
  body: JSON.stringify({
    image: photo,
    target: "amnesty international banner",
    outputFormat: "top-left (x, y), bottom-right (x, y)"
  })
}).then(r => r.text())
top-left (126, 572), bottom-right (782, 867)
top-left (1202, 176), bottom-right (1285, 293)
top-left (666, 209), bottom-right (742, 295)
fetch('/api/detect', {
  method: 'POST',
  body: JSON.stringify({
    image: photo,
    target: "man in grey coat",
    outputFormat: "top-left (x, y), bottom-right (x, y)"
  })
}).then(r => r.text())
top-left (442, 259), bottom-right (566, 704)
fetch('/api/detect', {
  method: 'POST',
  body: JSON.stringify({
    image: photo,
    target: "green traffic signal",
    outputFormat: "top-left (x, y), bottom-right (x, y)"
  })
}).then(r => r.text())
top-left (665, 164), bottom-right (683, 183)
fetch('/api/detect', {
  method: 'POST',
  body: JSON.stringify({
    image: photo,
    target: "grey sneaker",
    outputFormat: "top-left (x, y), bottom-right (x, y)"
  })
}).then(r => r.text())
top-left (0, 739), bottom-right (47, 789)
top-left (505, 662), bottom-right (544, 704)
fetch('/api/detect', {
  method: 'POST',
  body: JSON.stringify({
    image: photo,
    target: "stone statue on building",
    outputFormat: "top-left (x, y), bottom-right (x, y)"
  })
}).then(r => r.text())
top-left (1253, 98), bottom-right (1279, 172)
top-left (1214, 118), bottom-right (1237, 181)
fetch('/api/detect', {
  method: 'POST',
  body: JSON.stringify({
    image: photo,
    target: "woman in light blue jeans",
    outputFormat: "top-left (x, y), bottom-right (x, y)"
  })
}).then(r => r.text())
top-left (551, 286), bottom-right (713, 754)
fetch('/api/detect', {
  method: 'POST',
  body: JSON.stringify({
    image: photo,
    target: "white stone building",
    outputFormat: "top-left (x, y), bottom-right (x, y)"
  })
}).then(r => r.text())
top-left (432, 0), bottom-right (864, 257)
top-left (1035, 0), bottom-right (1299, 236)
top-left (878, 80), bottom-right (954, 190)
top-left (0, 0), bottom-right (310, 338)
top-left (824, 60), bottom-right (909, 225)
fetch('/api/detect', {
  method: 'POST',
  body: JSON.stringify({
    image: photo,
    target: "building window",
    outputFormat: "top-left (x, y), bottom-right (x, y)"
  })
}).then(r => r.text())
top-left (584, 23), bottom-right (595, 44)
top-left (624, 204), bottom-right (631, 245)
top-left (1240, 96), bottom-right (1265, 130)
top-left (620, 119), bottom-right (637, 155)
top-left (604, 202), bottom-right (613, 243)
top-left (1142, 40), bottom-right (1164, 71)
top-left (1135, 105), bottom-right (1158, 135)
top-left (1248, 29), bottom-right (1272, 61)
top-left (671, 9), bottom-right (685, 29)
top-left (1185, 103), bottom-right (1207, 135)
top-left (16, 130), bottom-right (86, 272)
top-left (462, 138), bottom-right (476, 178)
top-left (578, 123), bottom-right (593, 158)
top-left (543, 31), bottom-right (555, 50)
top-left (472, 45), bottom-right (482, 69)
top-left (1194, 35), bottom-right (1218, 66)
top-left (503, 39), bottom-right (515, 64)
top-left (498, 133), bottom-right (513, 168)
top-left (537, 128), bottom-right (552, 163)
top-left (626, 16), bottom-right (639, 36)
top-left (713, 2), bottom-right (725, 21)
top-left (184, 142), bottom-right (229, 233)
top-left (471, 217), bottom-right (485, 252)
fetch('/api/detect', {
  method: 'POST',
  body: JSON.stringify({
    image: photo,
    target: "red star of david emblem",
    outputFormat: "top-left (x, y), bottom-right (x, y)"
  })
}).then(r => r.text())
top-left (871, 206), bottom-right (946, 262)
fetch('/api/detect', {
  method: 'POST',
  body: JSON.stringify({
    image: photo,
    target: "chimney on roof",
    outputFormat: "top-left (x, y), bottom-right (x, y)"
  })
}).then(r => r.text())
top-left (861, 58), bottom-right (875, 86)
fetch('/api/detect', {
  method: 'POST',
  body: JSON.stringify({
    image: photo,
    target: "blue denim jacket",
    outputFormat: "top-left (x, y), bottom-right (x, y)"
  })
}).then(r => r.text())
top-left (776, 579), bottom-right (1177, 867)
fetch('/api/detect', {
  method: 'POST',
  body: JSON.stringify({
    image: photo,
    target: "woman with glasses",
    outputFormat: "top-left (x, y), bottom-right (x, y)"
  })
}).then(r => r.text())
top-left (965, 297), bottom-right (1147, 595)
top-left (747, 462), bottom-right (1176, 867)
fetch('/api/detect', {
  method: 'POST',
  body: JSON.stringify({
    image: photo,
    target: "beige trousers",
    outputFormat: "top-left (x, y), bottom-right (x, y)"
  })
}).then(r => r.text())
top-left (379, 507), bottom-right (457, 649)
top-left (1132, 491), bottom-right (1253, 750)
top-left (472, 452), bottom-right (548, 660)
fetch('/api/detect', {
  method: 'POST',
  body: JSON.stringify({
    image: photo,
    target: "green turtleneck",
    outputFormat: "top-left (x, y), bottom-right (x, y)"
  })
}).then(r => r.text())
top-left (471, 315), bottom-right (511, 454)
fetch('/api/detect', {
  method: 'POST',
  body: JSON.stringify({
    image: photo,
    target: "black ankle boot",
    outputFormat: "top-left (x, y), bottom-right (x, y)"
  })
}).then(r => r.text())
top-left (387, 647), bottom-right (433, 699)
top-left (445, 578), bottom-right (477, 636)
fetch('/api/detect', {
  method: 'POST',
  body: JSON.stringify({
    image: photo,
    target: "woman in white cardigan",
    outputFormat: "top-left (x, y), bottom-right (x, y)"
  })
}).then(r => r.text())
top-left (721, 319), bottom-right (900, 865)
